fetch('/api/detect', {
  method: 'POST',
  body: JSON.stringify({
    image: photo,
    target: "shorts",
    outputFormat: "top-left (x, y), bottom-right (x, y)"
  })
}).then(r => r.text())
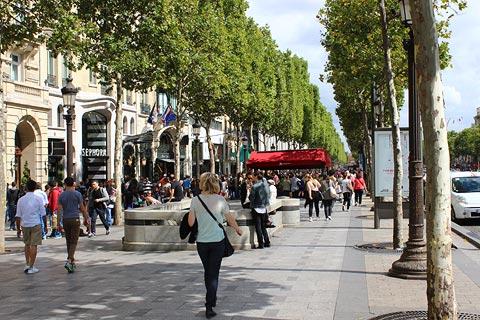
top-left (23, 225), bottom-right (42, 246)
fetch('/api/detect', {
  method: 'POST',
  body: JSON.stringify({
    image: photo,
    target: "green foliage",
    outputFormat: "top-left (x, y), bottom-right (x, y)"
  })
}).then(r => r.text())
top-left (21, 161), bottom-right (30, 186)
top-left (450, 127), bottom-right (480, 162)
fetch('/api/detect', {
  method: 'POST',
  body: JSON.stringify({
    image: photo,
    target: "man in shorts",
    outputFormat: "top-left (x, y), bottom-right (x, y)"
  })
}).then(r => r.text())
top-left (58, 177), bottom-right (90, 273)
top-left (15, 179), bottom-right (47, 274)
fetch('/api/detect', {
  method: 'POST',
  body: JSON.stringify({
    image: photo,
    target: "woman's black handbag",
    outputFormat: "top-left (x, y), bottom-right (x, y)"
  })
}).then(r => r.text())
top-left (197, 196), bottom-right (234, 258)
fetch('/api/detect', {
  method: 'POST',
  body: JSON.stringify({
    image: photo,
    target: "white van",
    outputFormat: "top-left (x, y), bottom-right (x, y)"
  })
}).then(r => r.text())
top-left (451, 171), bottom-right (480, 220)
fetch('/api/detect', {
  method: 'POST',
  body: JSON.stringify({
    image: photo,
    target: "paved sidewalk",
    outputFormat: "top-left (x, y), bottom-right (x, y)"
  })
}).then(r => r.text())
top-left (1, 199), bottom-right (479, 320)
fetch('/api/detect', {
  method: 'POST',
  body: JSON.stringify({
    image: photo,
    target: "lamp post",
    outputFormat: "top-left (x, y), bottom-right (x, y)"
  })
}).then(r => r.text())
top-left (371, 83), bottom-right (381, 230)
top-left (389, 0), bottom-right (427, 279)
top-left (61, 78), bottom-right (78, 178)
top-left (242, 136), bottom-right (248, 172)
top-left (193, 120), bottom-right (201, 180)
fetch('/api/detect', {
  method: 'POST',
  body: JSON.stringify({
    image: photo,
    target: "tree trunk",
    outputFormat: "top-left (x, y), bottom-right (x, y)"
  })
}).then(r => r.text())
top-left (173, 125), bottom-right (181, 180)
top-left (411, 1), bottom-right (457, 318)
top-left (235, 126), bottom-right (241, 174)
top-left (114, 77), bottom-right (124, 226)
top-left (249, 123), bottom-right (254, 151)
top-left (205, 124), bottom-right (215, 173)
top-left (379, 0), bottom-right (403, 249)
top-left (0, 59), bottom-right (5, 252)
top-left (361, 104), bottom-right (373, 191)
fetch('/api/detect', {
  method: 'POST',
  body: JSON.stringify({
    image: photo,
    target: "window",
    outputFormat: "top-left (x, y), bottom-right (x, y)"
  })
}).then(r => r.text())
top-left (141, 92), bottom-right (148, 104)
top-left (61, 57), bottom-right (70, 86)
top-left (46, 50), bottom-right (57, 87)
top-left (123, 116), bottom-right (128, 134)
top-left (125, 90), bottom-right (133, 105)
top-left (57, 105), bottom-right (64, 128)
top-left (157, 92), bottom-right (168, 115)
top-left (10, 53), bottom-right (21, 81)
top-left (89, 69), bottom-right (97, 85)
top-left (130, 118), bottom-right (135, 135)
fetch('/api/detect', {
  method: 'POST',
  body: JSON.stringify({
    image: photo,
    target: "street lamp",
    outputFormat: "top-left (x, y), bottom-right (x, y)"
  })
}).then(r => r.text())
top-left (61, 78), bottom-right (78, 178)
top-left (242, 136), bottom-right (248, 172)
top-left (193, 120), bottom-right (201, 180)
top-left (390, 0), bottom-right (427, 279)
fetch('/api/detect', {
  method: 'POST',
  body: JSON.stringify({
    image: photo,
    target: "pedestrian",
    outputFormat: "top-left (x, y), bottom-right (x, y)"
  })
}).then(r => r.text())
top-left (353, 171), bottom-right (367, 206)
top-left (34, 182), bottom-right (49, 239)
top-left (6, 181), bottom-right (20, 230)
top-left (249, 172), bottom-right (271, 249)
top-left (183, 175), bottom-right (192, 198)
top-left (187, 172), bottom-right (242, 319)
top-left (168, 175), bottom-right (184, 202)
top-left (320, 173), bottom-right (336, 221)
top-left (58, 177), bottom-right (90, 273)
top-left (47, 181), bottom-right (63, 238)
top-left (15, 179), bottom-right (47, 274)
top-left (341, 171), bottom-right (354, 211)
top-left (305, 174), bottom-right (321, 221)
top-left (87, 180), bottom-right (110, 237)
top-left (290, 173), bottom-right (300, 198)
top-left (105, 179), bottom-right (116, 226)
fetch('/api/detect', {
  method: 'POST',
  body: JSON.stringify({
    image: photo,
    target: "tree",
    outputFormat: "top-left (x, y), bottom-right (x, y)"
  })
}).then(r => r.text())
top-left (48, 0), bottom-right (156, 225)
top-left (21, 161), bottom-right (31, 186)
top-left (411, 0), bottom-right (457, 317)
top-left (378, 0), bottom-right (403, 249)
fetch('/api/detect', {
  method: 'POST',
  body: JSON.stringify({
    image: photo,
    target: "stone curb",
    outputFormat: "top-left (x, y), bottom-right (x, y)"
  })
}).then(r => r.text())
top-left (452, 221), bottom-right (480, 249)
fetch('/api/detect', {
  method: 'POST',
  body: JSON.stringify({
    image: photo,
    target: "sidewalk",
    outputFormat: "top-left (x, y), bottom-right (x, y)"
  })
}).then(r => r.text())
top-left (1, 199), bottom-right (479, 320)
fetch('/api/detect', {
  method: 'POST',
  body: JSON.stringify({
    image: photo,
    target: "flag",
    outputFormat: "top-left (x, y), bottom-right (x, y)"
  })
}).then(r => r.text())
top-left (147, 102), bottom-right (158, 124)
top-left (161, 105), bottom-right (177, 126)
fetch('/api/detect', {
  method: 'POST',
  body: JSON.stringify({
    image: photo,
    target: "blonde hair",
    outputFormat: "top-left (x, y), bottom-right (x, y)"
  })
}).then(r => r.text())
top-left (199, 172), bottom-right (220, 194)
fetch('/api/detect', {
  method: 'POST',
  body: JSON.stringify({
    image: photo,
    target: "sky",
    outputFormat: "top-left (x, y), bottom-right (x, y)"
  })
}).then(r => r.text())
top-left (247, 0), bottom-right (480, 150)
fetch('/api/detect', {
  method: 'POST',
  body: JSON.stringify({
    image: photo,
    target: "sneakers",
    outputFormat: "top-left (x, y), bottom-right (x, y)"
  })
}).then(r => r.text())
top-left (354, 202), bottom-right (358, 206)
top-left (23, 265), bottom-right (30, 273)
top-left (342, 205), bottom-right (345, 211)
top-left (106, 229), bottom-right (110, 235)
top-left (26, 266), bottom-right (39, 274)
top-left (308, 217), bottom-right (313, 222)
top-left (54, 234), bottom-right (63, 239)
top-left (64, 262), bottom-right (76, 273)
top-left (205, 308), bottom-right (217, 319)
top-left (88, 233), bottom-right (96, 238)
top-left (327, 216), bottom-right (332, 221)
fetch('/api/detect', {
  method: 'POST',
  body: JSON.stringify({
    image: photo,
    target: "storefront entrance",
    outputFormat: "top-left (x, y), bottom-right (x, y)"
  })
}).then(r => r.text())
top-left (82, 111), bottom-right (108, 182)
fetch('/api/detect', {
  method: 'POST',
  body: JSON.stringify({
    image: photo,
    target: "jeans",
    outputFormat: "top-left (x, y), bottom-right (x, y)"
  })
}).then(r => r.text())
top-left (323, 199), bottom-right (333, 218)
top-left (106, 207), bottom-right (113, 226)
top-left (308, 191), bottom-right (320, 217)
top-left (354, 190), bottom-right (364, 205)
top-left (89, 207), bottom-right (109, 234)
top-left (342, 192), bottom-right (352, 210)
top-left (197, 240), bottom-right (225, 309)
top-left (7, 204), bottom-right (16, 229)
top-left (252, 209), bottom-right (270, 247)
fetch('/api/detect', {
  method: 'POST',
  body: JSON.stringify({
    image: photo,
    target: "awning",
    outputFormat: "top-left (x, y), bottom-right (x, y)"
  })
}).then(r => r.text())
top-left (123, 131), bottom-right (153, 144)
top-left (247, 149), bottom-right (332, 170)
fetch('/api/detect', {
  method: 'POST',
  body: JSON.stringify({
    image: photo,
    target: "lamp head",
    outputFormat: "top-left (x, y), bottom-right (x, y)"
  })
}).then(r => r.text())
top-left (398, 0), bottom-right (412, 26)
top-left (61, 78), bottom-right (78, 108)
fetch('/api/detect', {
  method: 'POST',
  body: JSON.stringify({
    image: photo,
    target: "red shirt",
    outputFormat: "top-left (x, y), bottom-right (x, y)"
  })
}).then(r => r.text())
top-left (48, 187), bottom-right (62, 211)
top-left (353, 178), bottom-right (366, 191)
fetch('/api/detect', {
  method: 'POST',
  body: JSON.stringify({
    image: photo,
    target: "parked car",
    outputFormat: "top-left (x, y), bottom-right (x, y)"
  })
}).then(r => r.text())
top-left (451, 171), bottom-right (480, 220)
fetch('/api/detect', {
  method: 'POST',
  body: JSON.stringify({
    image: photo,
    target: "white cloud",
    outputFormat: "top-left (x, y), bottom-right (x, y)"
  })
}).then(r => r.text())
top-left (443, 85), bottom-right (462, 107)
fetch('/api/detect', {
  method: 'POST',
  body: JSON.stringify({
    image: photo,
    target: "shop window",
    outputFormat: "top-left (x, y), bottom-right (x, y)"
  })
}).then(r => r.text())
top-left (123, 116), bottom-right (128, 134)
top-left (10, 53), bottom-right (21, 81)
top-left (130, 118), bottom-right (135, 135)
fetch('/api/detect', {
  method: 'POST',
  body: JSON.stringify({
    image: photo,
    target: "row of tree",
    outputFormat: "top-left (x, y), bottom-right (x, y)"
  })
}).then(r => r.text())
top-left (318, 0), bottom-right (467, 318)
top-left (448, 127), bottom-right (480, 164)
top-left (0, 0), bottom-right (346, 250)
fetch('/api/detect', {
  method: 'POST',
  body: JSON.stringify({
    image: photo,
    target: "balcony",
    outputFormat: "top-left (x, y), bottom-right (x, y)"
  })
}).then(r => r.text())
top-left (46, 74), bottom-right (57, 87)
top-left (140, 103), bottom-right (151, 115)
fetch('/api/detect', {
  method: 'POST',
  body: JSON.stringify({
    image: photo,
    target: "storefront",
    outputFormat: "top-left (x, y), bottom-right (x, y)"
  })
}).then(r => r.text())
top-left (82, 111), bottom-right (109, 181)
top-left (47, 138), bottom-right (66, 182)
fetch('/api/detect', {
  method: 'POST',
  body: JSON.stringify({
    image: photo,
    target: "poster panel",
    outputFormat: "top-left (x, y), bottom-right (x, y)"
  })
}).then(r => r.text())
top-left (374, 130), bottom-right (409, 197)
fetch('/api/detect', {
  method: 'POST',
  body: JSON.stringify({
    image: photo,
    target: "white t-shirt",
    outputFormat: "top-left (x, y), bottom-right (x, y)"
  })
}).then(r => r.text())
top-left (341, 178), bottom-right (352, 193)
top-left (16, 192), bottom-right (46, 227)
top-left (34, 189), bottom-right (49, 206)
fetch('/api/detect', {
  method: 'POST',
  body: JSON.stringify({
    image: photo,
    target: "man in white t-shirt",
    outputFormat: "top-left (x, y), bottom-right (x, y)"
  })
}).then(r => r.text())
top-left (16, 180), bottom-right (47, 274)
top-left (33, 182), bottom-right (48, 239)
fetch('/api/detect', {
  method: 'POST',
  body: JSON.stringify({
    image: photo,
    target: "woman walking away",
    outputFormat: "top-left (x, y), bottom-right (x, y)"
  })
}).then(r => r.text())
top-left (320, 174), bottom-right (336, 220)
top-left (353, 171), bottom-right (367, 206)
top-left (305, 174), bottom-right (321, 222)
top-left (188, 172), bottom-right (242, 319)
top-left (341, 171), bottom-right (353, 211)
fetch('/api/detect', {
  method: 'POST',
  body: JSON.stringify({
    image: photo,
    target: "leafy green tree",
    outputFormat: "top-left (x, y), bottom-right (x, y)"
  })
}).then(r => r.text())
top-left (21, 161), bottom-right (31, 186)
top-left (48, 0), bottom-right (156, 225)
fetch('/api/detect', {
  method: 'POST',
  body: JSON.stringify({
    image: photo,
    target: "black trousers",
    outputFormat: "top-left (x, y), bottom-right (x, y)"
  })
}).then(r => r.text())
top-left (197, 240), bottom-right (225, 309)
top-left (252, 209), bottom-right (270, 247)
top-left (308, 191), bottom-right (320, 217)
top-left (89, 207), bottom-right (109, 234)
top-left (354, 190), bottom-right (364, 205)
top-left (342, 192), bottom-right (352, 210)
top-left (323, 199), bottom-right (333, 218)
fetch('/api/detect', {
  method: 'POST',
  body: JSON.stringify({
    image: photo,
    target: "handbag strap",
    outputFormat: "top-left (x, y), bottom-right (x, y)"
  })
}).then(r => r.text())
top-left (197, 195), bottom-right (225, 232)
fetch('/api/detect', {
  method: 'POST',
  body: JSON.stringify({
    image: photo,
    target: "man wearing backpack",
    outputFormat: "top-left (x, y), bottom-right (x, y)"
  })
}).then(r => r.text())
top-left (6, 182), bottom-right (20, 230)
top-left (87, 181), bottom-right (110, 237)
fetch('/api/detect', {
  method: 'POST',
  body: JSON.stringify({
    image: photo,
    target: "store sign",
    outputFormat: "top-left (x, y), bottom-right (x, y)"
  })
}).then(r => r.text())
top-left (374, 130), bottom-right (409, 197)
top-left (82, 148), bottom-right (107, 157)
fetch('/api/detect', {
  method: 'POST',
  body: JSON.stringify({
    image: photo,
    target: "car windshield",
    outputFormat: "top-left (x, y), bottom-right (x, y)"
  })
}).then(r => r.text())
top-left (452, 177), bottom-right (480, 193)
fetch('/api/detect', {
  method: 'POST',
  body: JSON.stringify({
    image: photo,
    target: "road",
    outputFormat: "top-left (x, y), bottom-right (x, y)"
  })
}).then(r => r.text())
top-left (455, 219), bottom-right (480, 237)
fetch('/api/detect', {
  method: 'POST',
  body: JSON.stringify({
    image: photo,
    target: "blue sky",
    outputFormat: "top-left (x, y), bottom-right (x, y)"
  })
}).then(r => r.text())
top-left (247, 0), bottom-right (480, 149)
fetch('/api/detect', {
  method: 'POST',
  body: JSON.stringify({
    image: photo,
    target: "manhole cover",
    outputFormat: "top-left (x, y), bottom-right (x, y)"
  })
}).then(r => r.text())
top-left (370, 311), bottom-right (480, 320)
top-left (354, 242), bottom-right (403, 254)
